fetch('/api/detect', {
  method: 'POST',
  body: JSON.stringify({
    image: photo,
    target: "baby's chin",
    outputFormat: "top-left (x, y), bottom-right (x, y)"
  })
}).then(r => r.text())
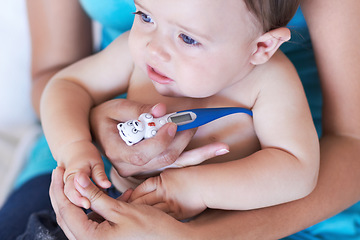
top-left (153, 82), bottom-right (212, 99)
top-left (153, 84), bottom-right (185, 98)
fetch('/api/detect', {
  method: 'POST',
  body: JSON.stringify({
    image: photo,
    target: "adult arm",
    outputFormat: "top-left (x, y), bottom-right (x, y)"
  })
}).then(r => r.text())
top-left (27, 0), bottom-right (93, 116)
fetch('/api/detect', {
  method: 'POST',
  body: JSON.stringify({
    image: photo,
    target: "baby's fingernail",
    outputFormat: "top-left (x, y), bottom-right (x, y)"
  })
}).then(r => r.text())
top-left (103, 180), bottom-right (112, 188)
top-left (215, 149), bottom-right (229, 156)
top-left (168, 123), bottom-right (177, 137)
top-left (83, 201), bottom-right (90, 209)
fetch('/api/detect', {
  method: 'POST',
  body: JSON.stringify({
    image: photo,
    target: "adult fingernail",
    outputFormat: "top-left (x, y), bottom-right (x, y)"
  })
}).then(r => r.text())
top-left (77, 175), bottom-right (90, 188)
top-left (215, 149), bottom-right (229, 156)
top-left (151, 103), bottom-right (161, 112)
top-left (168, 123), bottom-right (177, 137)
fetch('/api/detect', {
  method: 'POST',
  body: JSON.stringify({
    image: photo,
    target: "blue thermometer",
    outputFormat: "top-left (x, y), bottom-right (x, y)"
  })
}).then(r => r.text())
top-left (117, 107), bottom-right (253, 146)
top-left (166, 107), bottom-right (252, 131)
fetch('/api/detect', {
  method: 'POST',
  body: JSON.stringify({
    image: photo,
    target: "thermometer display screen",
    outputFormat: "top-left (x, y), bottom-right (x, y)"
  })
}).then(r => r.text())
top-left (170, 113), bottom-right (193, 124)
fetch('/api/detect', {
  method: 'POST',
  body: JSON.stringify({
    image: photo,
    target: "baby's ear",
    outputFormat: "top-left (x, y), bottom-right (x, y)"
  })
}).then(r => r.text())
top-left (250, 27), bottom-right (291, 65)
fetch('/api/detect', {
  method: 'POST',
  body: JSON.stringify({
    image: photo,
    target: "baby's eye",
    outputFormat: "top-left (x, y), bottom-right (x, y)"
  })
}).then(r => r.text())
top-left (134, 11), bottom-right (153, 23)
top-left (179, 33), bottom-right (199, 46)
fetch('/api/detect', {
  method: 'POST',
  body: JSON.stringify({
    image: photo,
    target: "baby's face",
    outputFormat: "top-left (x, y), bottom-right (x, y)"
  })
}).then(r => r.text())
top-left (129, 0), bottom-right (262, 98)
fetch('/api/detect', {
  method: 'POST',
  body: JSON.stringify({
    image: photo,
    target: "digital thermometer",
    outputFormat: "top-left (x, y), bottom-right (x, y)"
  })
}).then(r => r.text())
top-left (117, 107), bottom-right (253, 146)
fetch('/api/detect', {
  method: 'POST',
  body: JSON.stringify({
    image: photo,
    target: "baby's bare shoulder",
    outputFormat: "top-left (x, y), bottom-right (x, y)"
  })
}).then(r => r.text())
top-left (255, 51), bottom-right (302, 92)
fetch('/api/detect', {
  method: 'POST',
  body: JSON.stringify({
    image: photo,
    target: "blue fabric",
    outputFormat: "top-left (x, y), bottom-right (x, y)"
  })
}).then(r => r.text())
top-left (16, 210), bottom-right (67, 240)
top-left (2, 176), bottom-right (120, 240)
top-left (0, 174), bottom-right (53, 240)
top-left (14, 135), bottom-right (56, 188)
top-left (79, 0), bottom-right (135, 49)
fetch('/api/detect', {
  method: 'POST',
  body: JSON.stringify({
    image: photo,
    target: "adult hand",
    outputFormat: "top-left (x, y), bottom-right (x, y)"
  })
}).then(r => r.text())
top-left (130, 167), bottom-right (207, 220)
top-left (90, 99), bottom-right (228, 177)
top-left (50, 167), bottom-right (194, 240)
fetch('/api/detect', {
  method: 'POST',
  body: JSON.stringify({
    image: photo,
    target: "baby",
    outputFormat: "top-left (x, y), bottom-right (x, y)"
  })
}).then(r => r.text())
top-left (41, 0), bottom-right (319, 220)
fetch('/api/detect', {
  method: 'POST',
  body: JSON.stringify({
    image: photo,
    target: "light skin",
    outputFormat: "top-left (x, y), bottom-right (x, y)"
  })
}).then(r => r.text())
top-left (41, 0), bottom-right (319, 220)
top-left (31, 0), bottom-right (360, 238)
top-left (30, 0), bottom-right (218, 209)
top-left (27, 0), bottom-right (93, 117)
top-left (50, 167), bottom-right (195, 240)
top-left (28, 0), bottom-right (192, 178)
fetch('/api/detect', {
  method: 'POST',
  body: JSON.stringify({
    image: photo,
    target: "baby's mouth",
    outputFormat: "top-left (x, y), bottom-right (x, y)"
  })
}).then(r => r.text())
top-left (147, 65), bottom-right (173, 84)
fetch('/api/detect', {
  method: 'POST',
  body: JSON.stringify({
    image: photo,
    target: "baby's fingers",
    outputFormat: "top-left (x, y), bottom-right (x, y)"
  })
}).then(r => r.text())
top-left (91, 163), bottom-right (111, 189)
top-left (64, 174), bottom-right (91, 209)
top-left (74, 171), bottom-right (131, 223)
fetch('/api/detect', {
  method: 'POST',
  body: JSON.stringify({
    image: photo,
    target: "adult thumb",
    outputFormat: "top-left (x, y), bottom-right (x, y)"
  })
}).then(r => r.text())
top-left (75, 172), bottom-right (128, 223)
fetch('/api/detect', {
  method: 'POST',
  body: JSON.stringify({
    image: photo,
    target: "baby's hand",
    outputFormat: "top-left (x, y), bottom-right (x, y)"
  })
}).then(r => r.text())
top-left (64, 172), bottom-right (92, 209)
top-left (63, 164), bottom-right (111, 209)
top-left (129, 168), bottom-right (207, 220)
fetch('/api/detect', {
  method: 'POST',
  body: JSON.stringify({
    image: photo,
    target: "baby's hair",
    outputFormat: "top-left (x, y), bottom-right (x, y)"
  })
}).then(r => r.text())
top-left (244, 0), bottom-right (301, 32)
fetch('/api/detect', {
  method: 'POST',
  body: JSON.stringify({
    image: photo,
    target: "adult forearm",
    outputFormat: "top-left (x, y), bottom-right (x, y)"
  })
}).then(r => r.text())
top-left (27, 0), bottom-right (93, 118)
top-left (188, 134), bottom-right (360, 239)
top-left (32, 69), bottom-right (63, 117)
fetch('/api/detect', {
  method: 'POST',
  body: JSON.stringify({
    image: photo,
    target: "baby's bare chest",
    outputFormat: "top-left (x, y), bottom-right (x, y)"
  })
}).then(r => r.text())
top-left (126, 74), bottom-right (260, 162)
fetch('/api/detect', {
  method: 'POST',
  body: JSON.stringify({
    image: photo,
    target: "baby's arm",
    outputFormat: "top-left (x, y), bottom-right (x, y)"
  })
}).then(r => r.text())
top-left (130, 56), bottom-right (319, 218)
top-left (41, 32), bottom-right (134, 206)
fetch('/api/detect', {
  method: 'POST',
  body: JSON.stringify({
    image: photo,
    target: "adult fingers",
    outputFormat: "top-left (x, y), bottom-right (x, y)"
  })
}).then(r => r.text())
top-left (63, 174), bottom-right (91, 209)
top-left (92, 99), bottom-right (162, 123)
top-left (90, 99), bottom-right (156, 156)
top-left (149, 102), bottom-right (167, 117)
top-left (50, 167), bottom-right (93, 240)
top-left (124, 122), bottom-right (178, 166)
top-left (118, 188), bottom-right (133, 202)
top-left (130, 177), bottom-right (158, 203)
top-left (75, 171), bottom-right (129, 223)
top-left (169, 142), bottom-right (229, 168)
top-left (86, 190), bottom-right (131, 225)
top-left (132, 127), bottom-right (197, 173)
top-left (132, 130), bottom-right (223, 178)
top-left (91, 100), bottom-right (180, 167)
